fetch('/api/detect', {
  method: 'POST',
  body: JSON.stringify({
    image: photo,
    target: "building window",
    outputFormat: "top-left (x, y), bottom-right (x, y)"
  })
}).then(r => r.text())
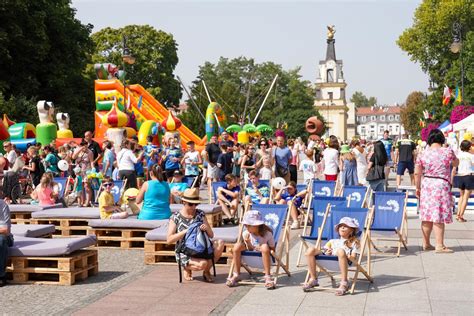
top-left (389, 126), bottom-right (393, 132)
top-left (327, 69), bottom-right (334, 82)
top-left (361, 126), bottom-right (366, 135)
top-left (361, 116), bottom-right (366, 122)
top-left (371, 116), bottom-right (376, 121)
top-left (315, 89), bottom-right (322, 99)
top-left (380, 115), bottom-right (385, 121)
top-left (379, 126), bottom-right (384, 133)
top-left (395, 115), bottom-right (400, 120)
top-left (395, 125), bottom-right (399, 133)
top-left (388, 115), bottom-right (394, 121)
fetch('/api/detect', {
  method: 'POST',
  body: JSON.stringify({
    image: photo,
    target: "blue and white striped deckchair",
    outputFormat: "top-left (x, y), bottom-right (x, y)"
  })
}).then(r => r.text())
top-left (296, 196), bottom-right (348, 267)
top-left (372, 192), bottom-right (408, 256)
top-left (228, 204), bottom-right (291, 288)
top-left (306, 205), bottom-right (374, 294)
top-left (342, 186), bottom-right (369, 208)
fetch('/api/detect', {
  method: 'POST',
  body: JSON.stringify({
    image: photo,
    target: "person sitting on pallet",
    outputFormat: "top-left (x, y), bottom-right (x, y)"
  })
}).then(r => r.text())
top-left (167, 188), bottom-right (224, 282)
top-left (303, 217), bottom-right (360, 295)
top-left (99, 177), bottom-right (128, 219)
top-left (216, 174), bottom-right (241, 225)
top-left (0, 199), bottom-right (13, 287)
top-left (30, 174), bottom-right (56, 206)
top-left (244, 170), bottom-right (270, 210)
top-left (226, 210), bottom-right (276, 289)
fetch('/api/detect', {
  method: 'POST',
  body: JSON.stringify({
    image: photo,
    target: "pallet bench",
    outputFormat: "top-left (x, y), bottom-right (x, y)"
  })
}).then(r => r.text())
top-left (6, 235), bottom-right (98, 285)
top-left (144, 225), bottom-right (239, 266)
top-left (170, 204), bottom-right (223, 227)
top-left (11, 224), bottom-right (56, 238)
top-left (87, 219), bottom-right (168, 249)
top-left (30, 207), bottom-right (100, 237)
top-left (9, 204), bottom-right (63, 224)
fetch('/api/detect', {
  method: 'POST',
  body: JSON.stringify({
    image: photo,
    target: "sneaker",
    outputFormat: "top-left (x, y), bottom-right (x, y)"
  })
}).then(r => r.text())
top-left (291, 222), bottom-right (300, 230)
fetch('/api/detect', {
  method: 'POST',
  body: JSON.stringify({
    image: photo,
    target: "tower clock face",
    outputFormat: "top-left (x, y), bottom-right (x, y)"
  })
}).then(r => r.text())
top-left (327, 60), bottom-right (336, 68)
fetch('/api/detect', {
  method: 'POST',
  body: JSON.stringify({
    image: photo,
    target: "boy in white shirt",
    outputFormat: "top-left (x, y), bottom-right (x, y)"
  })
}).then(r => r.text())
top-left (299, 149), bottom-right (317, 185)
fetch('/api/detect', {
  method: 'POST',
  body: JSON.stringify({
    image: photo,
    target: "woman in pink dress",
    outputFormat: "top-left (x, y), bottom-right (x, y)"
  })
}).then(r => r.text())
top-left (415, 129), bottom-right (459, 253)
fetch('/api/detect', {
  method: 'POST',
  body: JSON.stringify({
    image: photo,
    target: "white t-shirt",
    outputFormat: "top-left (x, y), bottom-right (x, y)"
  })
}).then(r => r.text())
top-left (5, 150), bottom-right (17, 173)
top-left (299, 158), bottom-right (317, 181)
top-left (259, 167), bottom-right (272, 180)
top-left (457, 151), bottom-right (474, 175)
top-left (322, 148), bottom-right (339, 175)
top-left (117, 149), bottom-right (137, 171)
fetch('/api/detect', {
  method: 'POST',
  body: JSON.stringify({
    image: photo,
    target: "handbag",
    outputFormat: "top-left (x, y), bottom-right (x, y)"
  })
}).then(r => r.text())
top-left (366, 155), bottom-right (385, 181)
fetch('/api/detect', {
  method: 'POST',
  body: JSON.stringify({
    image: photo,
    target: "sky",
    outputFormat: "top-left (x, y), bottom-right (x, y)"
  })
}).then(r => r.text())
top-left (71, 0), bottom-right (428, 105)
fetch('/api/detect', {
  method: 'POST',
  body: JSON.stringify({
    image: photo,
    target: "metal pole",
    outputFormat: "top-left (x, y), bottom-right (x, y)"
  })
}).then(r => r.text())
top-left (242, 72), bottom-right (253, 127)
top-left (177, 76), bottom-right (206, 121)
top-left (202, 81), bottom-right (212, 103)
top-left (252, 74), bottom-right (278, 125)
top-left (460, 29), bottom-right (464, 104)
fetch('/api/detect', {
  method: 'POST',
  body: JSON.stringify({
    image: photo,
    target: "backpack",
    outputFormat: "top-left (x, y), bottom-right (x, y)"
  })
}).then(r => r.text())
top-left (176, 220), bottom-right (216, 282)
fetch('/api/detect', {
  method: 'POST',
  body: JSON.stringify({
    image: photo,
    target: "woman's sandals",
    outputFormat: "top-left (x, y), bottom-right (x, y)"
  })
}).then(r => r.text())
top-left (226, 273), bottom-right (241, 287)
top-left (302, 278), bottom-right (319, 292)
top-left (335, 281), bottom-right (349, 296)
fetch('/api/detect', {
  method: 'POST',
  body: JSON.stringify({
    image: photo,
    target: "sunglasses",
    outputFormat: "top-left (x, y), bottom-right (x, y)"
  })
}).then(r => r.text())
top-left (260, 143), bottom-right (266, 146)
top-left (103, 183), bottom-right (114, 187)
top-left (185, 202), bottom-right (198, 207)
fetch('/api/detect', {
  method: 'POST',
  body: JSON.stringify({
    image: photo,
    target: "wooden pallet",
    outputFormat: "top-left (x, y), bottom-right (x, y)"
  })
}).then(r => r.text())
top-left (29, 218), bottom-right (90, 237)
top-left (144, 240), bottom-right (233, 265)
top-left (10, 213), bottom-right (32, 225)
top-left (206, 212), bottom-right (223, 227)
top-left (6, 249), bottom-right (98, 285)
top-left (88, 228), bottom-right (150, 249)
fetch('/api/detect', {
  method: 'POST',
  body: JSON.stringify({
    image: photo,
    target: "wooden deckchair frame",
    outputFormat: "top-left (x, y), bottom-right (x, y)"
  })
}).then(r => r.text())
top-left (370, 191), bottom-right (408, 257)
top-left (304, 205), bottom-right (374, 294)
top-left (227, 204), bottom-right (292, 287)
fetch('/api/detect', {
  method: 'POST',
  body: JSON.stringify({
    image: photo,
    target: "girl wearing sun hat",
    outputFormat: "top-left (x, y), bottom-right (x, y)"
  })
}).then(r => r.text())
top-left (303, 217), bottom-right (361, 295)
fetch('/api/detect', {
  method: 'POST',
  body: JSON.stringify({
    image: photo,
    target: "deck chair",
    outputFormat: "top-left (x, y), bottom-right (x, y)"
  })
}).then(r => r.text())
top-left (371, 192), bottom-right (408, 256)
top-left (228, 204), bottom-right (291, 288)
top-left (183, 175), bottom-right (198, 188)
top-left (296, 196), bottom-right (348, 267)
top-left (94, 179), bottom-right (127, 204)
top-left (243, 180), bottom-right (271, 212)
top-left (211, 181), bottom-right (227, 204)
top-left (53, 177), bottom-right (71, 199)
top-left (342, 186), bottom-right (369, 208)
top-left (306, 205), bottom-right (374, 294)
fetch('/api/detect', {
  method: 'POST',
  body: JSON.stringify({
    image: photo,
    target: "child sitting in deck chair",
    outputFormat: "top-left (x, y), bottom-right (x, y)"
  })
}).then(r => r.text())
top-left (226, 210), bottom-right (276, 289)
top-left (216, 174), bottom-right (241, 225)
top-left (274, 181), bottom-right (305, 230)
top-left (244, 170), bottom-right (270, 210)
top-left (303, 217), bottom-right (360, 295)
top-left (98, 177), bottom-right (128, 219)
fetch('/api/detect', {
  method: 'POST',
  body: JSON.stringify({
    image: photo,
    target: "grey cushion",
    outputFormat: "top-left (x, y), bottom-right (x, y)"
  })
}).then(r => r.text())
top-left (170, 204), bottom-right (222, 214)
top-left (88, 218), bottom-right (168, 229)
top-left (11, 224), bottom-right (56, 237)
top-left (145, 223), bottom-right (170, 241)
top-left (31, 207), bottom-right (100, 219)
top-left (213, 226), bottom-right (239, 243)
top-left (9, 203), bottom-right (63, 214)
top-left (8, 235), bottom-right (97, 257)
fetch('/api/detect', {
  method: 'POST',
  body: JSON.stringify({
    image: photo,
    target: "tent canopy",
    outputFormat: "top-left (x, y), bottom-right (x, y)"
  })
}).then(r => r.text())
top-left (453, 114), bottom-right (474, 132)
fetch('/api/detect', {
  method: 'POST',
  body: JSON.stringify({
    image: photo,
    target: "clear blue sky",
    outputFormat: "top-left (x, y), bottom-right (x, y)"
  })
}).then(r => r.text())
top-left (72, 0), bottom-right (428, 105)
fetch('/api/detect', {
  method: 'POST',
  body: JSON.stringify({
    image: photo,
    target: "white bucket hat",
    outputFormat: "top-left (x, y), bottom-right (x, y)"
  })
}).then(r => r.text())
top-left (242, 210), bottom-right (265, 226)
top-left (335, 217), bottom-right (360, 232)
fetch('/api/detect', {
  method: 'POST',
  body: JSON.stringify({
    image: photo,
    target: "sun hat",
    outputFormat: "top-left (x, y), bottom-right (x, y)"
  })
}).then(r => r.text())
top-left (181, 188), bottom-right (202, 204)
top-left (242, 210), bottom-right (265, 226)
top-left (335, 217), bottom-right (360, 232)
top-left (340, 144), bottom-right (351, 154)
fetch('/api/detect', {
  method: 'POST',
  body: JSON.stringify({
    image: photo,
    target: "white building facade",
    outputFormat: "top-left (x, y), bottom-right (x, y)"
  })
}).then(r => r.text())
top-left (356, 106), bottom-right (405, 140)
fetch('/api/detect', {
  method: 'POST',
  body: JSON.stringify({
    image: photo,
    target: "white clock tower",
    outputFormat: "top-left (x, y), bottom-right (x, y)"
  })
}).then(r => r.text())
top-left (314, 26), bottom-right (355, 140)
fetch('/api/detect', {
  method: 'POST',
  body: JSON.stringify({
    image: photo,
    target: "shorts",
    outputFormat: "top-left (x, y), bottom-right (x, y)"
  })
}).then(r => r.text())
top-left (397, 161), bottom-right (415, 175)
top-left (325, 174), bottom-right (337, 181)
top-left (208, 165), bottom-right (218, 179)
top-left (453, 175), bottom-right (474, 190)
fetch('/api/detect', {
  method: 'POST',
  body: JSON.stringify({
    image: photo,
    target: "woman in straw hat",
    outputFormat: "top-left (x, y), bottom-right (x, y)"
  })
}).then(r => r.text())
top-left (167, 188), bottom-right (225, 282)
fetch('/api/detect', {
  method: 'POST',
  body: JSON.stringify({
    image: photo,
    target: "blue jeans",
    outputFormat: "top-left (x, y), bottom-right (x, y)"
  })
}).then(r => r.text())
top-left (0, 234), bottom-right (14, 278)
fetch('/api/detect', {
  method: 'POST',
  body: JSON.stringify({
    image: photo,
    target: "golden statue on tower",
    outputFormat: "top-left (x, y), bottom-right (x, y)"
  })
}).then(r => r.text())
top-left (327, 25), bottom-right (336, 40)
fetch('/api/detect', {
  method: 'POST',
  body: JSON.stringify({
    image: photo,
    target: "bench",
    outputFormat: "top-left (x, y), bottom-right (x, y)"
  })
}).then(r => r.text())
top-left (30, 207), bottom-right (100, 237)
top-left (11, 224), bottom-right (56, 238)
top-left (87, 218), bottom-right (168, 249)
top-left (144, 225), bottom-right (239, 265)
top-left (6, 235), bottom-right (98, 285)
top-left (9, 204), bottom-right (63, 224)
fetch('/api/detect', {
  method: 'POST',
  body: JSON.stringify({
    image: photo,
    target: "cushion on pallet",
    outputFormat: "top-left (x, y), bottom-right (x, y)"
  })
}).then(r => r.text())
top-left (9, 203), bottom-right (63, 214)
top-left (31, 207), bottom-right (100, 219)
top-left (8, 235), bottom-right (97, 257)
top-left (11, 224), bottom-right (56, 238)
top-left (144, 224), bottom-right (170, 241)
top-left (212, 226), bottom-right (240, 243)
top-left (170, 204), bottom-right (222, 214)
top-left (88, 218), bottom-right (168, 230)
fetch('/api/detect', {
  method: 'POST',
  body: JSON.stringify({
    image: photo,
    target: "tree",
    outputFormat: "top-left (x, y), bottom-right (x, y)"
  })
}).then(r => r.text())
top-left (400, 91), bottom-right (426, 137)
top-left (397, 0), bottom-right (474, 119)
top-left (90, 25), bottom-right (181, 108)
top-left (350, 91), bottom-right (377, 107)
top-left (181, 57), bottom-right (323, 138)
top-left (0, 0), bottom-right (94, 135)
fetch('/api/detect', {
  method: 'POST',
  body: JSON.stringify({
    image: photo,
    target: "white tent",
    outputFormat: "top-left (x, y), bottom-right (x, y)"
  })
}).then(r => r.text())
top-left (453, 113), bottom-right (474, 132)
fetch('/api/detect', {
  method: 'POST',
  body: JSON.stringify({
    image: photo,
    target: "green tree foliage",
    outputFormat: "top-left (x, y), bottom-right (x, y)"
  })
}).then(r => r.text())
top-left (0, 0), bottom-right (94, 135)
top-left (0, 93), bottom-right (38, 126)
top-left (181, 57), bottom-right (323, 139)
top-left (350, 91), bottom-right (377, 107)
top-left (90, 25), bottom-right (181, 107)
top-left (400, 91), bottom-right (426, 137)
top-left (397, 0), bottom-right (474, 122)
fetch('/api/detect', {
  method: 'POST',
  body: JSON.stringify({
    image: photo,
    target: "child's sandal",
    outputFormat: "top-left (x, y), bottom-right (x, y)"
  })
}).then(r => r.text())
top-left (226, 274), bottom-right (240, 287)
top-left (302, 278), bottom-right (319, 292)
top-left (335, 281), bottom-right (349, 296)
top-left (264, 275), bottom-right (276, 290)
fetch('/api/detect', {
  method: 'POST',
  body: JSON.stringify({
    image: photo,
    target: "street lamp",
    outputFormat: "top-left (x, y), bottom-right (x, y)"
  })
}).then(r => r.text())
top-left (450, 22), bottom-right (464, 103)
top-left (122, 36), bottom-right (135, 110)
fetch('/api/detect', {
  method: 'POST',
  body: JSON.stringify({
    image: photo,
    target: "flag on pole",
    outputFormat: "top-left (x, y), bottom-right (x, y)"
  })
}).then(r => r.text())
top-left (419, 118), bottom-right (425, 128)
top-left (442, 85), bottom-right (451, 105)
top-left (423, 110), bottom-right (432, 120)
top-left (454, 86), bottom-right (462, 104)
